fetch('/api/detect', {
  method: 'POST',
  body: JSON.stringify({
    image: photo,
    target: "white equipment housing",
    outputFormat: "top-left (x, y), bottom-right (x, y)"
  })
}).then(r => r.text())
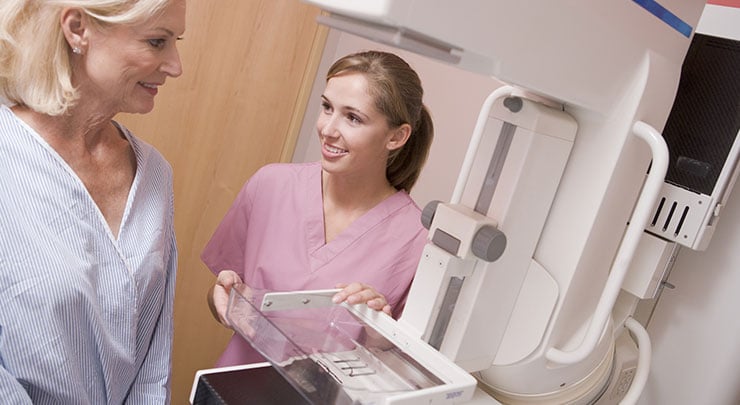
top-left (301, 1), bottom-right (712, 404)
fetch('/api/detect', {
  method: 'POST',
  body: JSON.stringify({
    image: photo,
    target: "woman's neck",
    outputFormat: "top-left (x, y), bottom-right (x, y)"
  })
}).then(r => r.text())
top-left (322, 170), bottom-right (398, 212)
top-left (321, 170), bottom-right (398, 243)
top-left (11, 103), bottom-right (116, 151)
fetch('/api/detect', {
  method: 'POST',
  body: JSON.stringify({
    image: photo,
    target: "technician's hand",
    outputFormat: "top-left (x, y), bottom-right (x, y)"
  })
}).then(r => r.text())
top-left (332, 282), bottom-right (392, 316)
top-left (207, 270), bottom-right (243, 327)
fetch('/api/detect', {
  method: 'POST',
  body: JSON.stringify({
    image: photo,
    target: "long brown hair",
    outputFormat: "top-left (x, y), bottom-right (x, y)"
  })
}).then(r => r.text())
top-left (326, 50), bottom-right (433, 192)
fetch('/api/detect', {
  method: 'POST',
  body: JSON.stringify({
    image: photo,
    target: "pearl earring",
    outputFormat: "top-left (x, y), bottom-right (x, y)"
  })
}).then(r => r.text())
top-left (72, 47), bottom-right (82, 55)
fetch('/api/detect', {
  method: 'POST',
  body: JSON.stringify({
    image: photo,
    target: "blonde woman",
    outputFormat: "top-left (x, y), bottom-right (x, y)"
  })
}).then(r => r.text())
top-left (0, 0), bottom-right (185, 402)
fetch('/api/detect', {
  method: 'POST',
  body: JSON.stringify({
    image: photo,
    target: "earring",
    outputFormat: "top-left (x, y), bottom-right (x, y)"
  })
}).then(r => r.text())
top-left (72, 46), bottom-right (82, 55)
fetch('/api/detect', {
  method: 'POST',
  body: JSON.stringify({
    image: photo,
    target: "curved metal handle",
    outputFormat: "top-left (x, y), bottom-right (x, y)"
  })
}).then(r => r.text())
top-left (451, 85), bottom-right (517, 204)
top-left (546, 121), bottom-right (668, 364)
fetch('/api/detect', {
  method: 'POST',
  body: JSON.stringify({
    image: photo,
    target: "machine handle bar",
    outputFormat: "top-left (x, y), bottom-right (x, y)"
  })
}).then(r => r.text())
top-left (546, 121), bottom-right (668, 364)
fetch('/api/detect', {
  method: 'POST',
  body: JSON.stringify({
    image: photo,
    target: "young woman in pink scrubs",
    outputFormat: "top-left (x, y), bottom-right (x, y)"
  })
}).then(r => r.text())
top-left (201, 50), bottom-right (434, 367)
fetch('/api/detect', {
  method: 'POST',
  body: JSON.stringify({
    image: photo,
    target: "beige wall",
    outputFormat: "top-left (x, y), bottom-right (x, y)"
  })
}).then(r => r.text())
top-left (116, 1), bottom-right (327, 402)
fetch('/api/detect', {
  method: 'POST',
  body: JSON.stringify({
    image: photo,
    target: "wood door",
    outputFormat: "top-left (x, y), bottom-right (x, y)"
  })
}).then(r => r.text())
top-left (116, 0), bottom-right (326, 402)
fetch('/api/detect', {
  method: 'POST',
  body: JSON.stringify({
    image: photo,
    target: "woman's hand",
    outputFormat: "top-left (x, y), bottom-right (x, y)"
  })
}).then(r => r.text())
top-left (332, 282), bottom-right (392, 315)
top-left (207, 270), bottom-right (243, 327)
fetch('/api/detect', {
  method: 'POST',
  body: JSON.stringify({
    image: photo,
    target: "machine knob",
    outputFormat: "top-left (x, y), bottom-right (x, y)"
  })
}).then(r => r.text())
top-left (472, 225), bottom-right (507, 262)
top-left (503, 96), bottom-right (523, 112)
top-left (421, 200), bottom-right (442, 229)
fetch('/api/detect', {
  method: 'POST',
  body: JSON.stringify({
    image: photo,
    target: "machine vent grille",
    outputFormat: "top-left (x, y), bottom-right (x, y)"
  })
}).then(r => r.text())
top-left (649, 197), bottom-right (691, 237)
top-left (645, 182), bottom-right (712, 249)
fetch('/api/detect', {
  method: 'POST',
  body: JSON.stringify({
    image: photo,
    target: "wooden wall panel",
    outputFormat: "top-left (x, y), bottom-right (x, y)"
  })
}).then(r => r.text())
top-left (116, 0), bottom-right (326, 402)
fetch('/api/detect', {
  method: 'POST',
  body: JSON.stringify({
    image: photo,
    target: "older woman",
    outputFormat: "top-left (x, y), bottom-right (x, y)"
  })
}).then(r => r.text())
top-left (0, 0), bottom-right (185, 403)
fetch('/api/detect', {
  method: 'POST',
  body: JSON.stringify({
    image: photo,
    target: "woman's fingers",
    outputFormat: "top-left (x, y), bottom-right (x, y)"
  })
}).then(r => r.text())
top-left (333, 282), bottom-right (390, 314)
top-left (210, 270), bottom-right (244, 326)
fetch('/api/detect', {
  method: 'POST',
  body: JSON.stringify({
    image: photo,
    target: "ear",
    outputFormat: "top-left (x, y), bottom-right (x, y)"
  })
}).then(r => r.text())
top-left (60, 8), bottom-right (88, 52)
top-left (386, 123), bottom-right (412, 151)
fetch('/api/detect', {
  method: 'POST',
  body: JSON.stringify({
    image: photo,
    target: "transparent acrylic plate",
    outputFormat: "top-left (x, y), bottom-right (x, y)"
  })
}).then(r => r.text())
top-left (226, 283), bottom-right (475, 404)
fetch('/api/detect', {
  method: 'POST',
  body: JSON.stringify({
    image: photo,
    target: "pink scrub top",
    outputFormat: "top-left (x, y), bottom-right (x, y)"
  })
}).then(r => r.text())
top-left (201, 162), bottom-right (428, 366)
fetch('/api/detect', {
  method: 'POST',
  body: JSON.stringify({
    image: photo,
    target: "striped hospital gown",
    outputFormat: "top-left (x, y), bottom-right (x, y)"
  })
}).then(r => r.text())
top-left (0, 105), bottom-right (177, 404)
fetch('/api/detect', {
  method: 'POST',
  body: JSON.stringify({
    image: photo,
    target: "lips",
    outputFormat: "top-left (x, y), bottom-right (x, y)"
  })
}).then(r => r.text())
top-left (138, 82), bottom-right (159, 95)
top-left (323, 143), bottom-right (348, 156)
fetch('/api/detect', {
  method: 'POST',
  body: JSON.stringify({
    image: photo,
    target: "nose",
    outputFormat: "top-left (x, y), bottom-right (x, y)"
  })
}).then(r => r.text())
top-left (161, 45), bottom-right (183, 78)
top-left (317, 111), bottom-right (339, 138)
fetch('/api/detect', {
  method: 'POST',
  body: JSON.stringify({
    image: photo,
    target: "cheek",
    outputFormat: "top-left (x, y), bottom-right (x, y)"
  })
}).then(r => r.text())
top-left (354, 131), bottom-right (387, 155)
top-left (87, 58), bottom-right (135, 88)
top-left (316, 112), bottom-right (332, 132)
top-left (121, 58), bottom-right (152, 78)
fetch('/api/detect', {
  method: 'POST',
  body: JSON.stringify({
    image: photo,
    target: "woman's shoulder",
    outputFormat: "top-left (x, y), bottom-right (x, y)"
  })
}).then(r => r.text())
top-left (253, 161), bottom-right (321, 183)
top-left (113, 121), bottom-right (172, 173)
top-left (241, 162), bottom-right (320, 201)
top-left (387, 191), bottom-right (423, 218)
top-left (373, 191), bottom-right (426, 237)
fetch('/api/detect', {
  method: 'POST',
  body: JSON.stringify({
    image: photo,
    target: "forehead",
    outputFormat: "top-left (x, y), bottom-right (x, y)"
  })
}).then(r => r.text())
top-left (130, 0), bottom-right (186, 34)
top-left (160, 0), bottom-right (186, 31)
top-left (324, 72), bottom-right (377, 112)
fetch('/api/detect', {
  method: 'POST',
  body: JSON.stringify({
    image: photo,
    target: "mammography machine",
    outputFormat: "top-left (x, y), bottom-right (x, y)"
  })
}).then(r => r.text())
top-left (192, 1), bottom-right (740, 404)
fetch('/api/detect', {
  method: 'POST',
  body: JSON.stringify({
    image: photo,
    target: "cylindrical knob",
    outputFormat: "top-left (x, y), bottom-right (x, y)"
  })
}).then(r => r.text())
top-left (472, 225), bottom-right (507, 262)
top-left (421, 200), bottom-right (442, 229)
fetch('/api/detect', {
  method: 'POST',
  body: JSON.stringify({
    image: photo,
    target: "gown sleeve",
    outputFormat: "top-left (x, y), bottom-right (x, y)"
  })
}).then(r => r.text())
top-left (125, 160), bottom-right (179, 404)
top-left (125, 234), bottom-right (178, 404)
top-left (0, 369), bottom-right (33, 404)
top-left (201, 169), bottom-right (262, 279)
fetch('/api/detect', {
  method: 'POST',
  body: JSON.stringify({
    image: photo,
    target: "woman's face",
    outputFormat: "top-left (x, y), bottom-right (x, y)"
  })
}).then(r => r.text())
top-left (317, 72), bottom-right (400, 181)
top-left (78, 0), bottom-right (186, 115)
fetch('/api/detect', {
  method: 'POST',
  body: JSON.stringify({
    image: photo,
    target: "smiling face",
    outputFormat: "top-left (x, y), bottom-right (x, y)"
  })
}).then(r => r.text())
top-left (317, 72), bottom-right (408, 183)
top-left (68, 0), bottom-right (186, 115)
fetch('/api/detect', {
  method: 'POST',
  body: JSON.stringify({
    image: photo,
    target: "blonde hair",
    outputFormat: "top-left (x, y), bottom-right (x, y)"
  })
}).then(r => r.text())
top-left (0, 0), bottom-right (172, 115)
top-left (327, 51), bottom-right (434, 192)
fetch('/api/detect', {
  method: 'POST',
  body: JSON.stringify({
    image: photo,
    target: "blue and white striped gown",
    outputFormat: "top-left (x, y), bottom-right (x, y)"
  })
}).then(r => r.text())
top-left (0, 105), bottom-right (177, 404)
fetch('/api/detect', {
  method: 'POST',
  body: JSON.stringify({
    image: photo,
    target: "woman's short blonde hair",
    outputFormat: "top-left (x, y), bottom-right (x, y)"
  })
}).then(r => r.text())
top-left (0, 0), bottom-right (172, 115)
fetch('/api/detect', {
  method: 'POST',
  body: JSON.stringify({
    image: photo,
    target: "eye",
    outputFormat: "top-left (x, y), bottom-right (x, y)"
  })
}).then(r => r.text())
top-left (347, 114), bottom-right (362, 125)
top-left (147, 38), bottom-right (167, 49)
top-left (320, 101), bottom-right (332, 113)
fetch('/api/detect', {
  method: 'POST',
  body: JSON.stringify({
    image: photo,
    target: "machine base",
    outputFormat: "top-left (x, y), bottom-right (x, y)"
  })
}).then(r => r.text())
top-left (191, 362), bottom-right (310, 405)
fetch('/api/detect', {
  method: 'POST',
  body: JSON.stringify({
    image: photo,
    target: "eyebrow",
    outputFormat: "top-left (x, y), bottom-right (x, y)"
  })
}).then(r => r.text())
top-left (152, 27), bottom-right (177, 37)
top-left (321, 95), bottom-right (369, 119)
